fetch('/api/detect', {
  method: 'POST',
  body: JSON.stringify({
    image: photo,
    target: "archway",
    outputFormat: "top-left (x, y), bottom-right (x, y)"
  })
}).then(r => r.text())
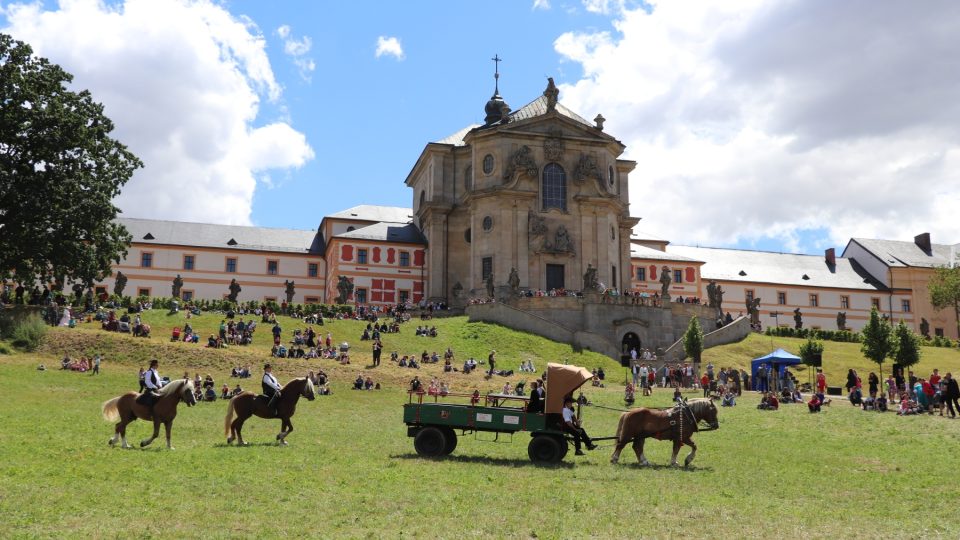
top-left (622, 332), bottom-right (641, 357)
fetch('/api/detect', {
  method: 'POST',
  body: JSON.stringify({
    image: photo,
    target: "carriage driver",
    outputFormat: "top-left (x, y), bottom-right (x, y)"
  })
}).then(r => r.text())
top-left (563, 396), bottom-right (597, 455)
top-left (142, 359), bottom-right (162, 409)
top-left (262, 364), bottom-right (282, 415)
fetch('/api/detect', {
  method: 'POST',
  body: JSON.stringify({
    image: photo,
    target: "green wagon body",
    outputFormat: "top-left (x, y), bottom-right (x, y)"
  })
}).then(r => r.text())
top-left (402, 363), bottom-right (596, 463)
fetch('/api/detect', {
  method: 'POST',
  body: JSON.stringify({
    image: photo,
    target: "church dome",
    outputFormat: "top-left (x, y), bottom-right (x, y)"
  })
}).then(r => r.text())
top-left (484, 91), bottom-right (510, 125)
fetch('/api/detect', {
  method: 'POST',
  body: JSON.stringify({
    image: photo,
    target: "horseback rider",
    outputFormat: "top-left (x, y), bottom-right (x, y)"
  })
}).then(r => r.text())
top-left (262, 363), bottom-right (282, 416)
top-left (142, 359), bottom-right (162, 410)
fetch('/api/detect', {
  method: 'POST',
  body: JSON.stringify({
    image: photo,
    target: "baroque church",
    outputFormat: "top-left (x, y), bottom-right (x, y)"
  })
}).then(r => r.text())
top-left (408, 75), bottom-right (637, 302)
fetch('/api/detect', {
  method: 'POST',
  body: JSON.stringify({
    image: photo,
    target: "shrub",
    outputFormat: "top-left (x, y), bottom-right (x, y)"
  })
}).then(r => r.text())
top-left (10, 314), bottom-right (47, 351)
top-left (0, 343), bottom-right (10, 355)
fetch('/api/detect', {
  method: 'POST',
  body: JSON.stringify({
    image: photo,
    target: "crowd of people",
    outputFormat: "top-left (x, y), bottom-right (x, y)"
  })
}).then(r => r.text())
top-left (59, 353), bottom-right (101, 374)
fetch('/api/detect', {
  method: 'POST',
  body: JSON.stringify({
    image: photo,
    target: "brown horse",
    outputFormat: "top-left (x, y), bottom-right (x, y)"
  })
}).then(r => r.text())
top-left (224, 377), bottom-right (315, 445)
top-left (610, 398), bottom-right (719, 467)
top-left (102, 379), bottom-right (197, 450)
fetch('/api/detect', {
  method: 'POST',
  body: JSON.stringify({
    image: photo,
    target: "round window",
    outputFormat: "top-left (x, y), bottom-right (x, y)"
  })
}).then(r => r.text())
top-left (482, 216), bottom-right (493, 231)
top-left (482, 154), bottom-right (494, 175)
top-left (608, 165), bottom-right (615, 186)
top-left (464, 228), bottom-right (472, 243)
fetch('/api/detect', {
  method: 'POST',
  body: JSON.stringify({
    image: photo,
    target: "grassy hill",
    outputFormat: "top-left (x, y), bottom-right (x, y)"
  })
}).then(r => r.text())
top-left (34, 309), bottom-right (621, 392)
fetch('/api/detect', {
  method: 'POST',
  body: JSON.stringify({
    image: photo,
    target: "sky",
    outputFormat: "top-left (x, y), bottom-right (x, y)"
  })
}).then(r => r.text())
top-left (2, 0), bottom-right (958, 256)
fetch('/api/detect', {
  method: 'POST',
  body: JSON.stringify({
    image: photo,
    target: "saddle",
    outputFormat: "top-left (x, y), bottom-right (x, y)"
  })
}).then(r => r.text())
top-left (136, 392), bottom-right (158, 407)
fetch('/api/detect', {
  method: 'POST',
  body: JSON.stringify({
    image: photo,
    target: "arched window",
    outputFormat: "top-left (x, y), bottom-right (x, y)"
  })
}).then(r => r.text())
top-left (464, 165), bottom-right (472, 191)
top-left (419, 190), bottom-right (426, 208)
top-left (542, 163), bottom-right (567, 211)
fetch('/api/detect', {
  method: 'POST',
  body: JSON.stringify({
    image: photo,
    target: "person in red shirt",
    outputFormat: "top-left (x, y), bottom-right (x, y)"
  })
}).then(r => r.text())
top-left (808, 394), bottom-right (821, 413)
top-left (922, 379), bottom-right (935, 414)
top-left (930, 369), bottom-right (941, 387)
top-left (701, 373), bottom-right (710, 398)
top-left (816, 369), bottom-right (826, 394)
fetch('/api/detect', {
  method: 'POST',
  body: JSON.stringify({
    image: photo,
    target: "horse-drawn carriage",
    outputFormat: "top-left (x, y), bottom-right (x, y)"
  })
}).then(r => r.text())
top-left (405, 363), bottom-right (594, 464)
top-left (404, 362), bottom-right (720, 465)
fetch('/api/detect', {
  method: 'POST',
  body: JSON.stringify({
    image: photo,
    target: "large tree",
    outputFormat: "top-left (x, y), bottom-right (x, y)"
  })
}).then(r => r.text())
top-left (929, 265), bottom-right (960, 338)
top-left (860, 307), bottom-right (895, 381)
top-left (0, 34), bottom-right (141, 289)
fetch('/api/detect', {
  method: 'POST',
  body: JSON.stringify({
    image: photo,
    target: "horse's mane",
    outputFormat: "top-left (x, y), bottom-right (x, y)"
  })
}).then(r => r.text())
top-left (157, 379), bottom-right (193, 397)
top-left (282, 377), bottom-right (314, 394)
top-left (686, 398), bottom-right (714, 418)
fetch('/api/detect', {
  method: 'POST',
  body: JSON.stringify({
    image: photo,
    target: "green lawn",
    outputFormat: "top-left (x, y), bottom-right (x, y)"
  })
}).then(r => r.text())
top-left (2, 315), bottom-right (960, 538)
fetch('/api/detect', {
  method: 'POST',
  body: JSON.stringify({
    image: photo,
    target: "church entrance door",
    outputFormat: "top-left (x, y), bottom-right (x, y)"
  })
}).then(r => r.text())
top-left (545, 264), bottom-right (565, 291)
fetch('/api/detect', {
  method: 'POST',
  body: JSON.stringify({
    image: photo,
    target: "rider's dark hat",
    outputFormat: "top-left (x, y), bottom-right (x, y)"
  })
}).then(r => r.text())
top-left (264, 363), bottom-right (272, 370)
top-left (149, 359), bottom-right (158, 367)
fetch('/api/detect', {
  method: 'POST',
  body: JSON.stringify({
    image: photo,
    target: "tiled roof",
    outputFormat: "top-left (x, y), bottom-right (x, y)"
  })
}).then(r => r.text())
top-left (630, 245), bottom-right (701, 263)
top-left (333, 222), bottom-right (426, 244)
top-left (432, 96), bottom-right (595, 146)
top-left (667, 245), bottom-right (886, 290)
top-left (326, 205), bottom-right (414, 224)
top-left (847, 238), bottom-right (956, 268)
top-left (119, 218), bottom-right (322, 254)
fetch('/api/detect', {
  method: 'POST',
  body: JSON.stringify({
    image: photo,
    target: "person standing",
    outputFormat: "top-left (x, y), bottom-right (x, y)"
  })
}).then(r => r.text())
top-left (756, 364), bottom-right (767, 393)
top-left (487, 350), bottom-right (496, 377)
top-left (92, 353), bottom-right (101, 375)
top-left (372, 338), bottom-right (382, 367)
top-left (262, 364), bottom-right (282, 416)
top-left (944, 373), bottom-right (959, 419)
top-left (526, 381), bottom-right (543, 413)
top-left (868, 372), bottom-right (879, 398)
top-left (816, 369), bottom-right (826, 395)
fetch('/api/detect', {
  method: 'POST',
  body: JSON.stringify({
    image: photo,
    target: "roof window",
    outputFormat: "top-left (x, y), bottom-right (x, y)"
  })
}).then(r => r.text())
top-left (143, 233), bottom-right (154, 240)
top-left (227, 238), bottom-right (238, 246)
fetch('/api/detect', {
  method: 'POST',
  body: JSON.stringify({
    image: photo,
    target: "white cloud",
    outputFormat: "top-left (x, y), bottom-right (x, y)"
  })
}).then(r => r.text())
top-left (556, 0), bottom-right (960, 251)
top-left (582, 0), bottom-right (627, 15)
top-left (533, 0), bottom-right (551, 10)
top-left (276, 23), bottom-right (315, 81)
top-left (375, 35), bottom-right (404, 60)
top-left (2, 0), bottom-right (314, 226)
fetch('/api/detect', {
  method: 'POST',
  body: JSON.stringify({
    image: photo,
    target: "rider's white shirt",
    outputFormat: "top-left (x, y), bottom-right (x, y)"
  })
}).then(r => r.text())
top-left (144, 368), bottom-right (161, 390)
top-left (263, 372), bottom-right (281, 391)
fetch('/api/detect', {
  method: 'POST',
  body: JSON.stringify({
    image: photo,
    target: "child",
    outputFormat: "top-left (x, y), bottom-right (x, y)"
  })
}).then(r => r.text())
top-left (807, 393), bottom-right (821, 413)
top-left (624, 383), bottom-right (635, 405)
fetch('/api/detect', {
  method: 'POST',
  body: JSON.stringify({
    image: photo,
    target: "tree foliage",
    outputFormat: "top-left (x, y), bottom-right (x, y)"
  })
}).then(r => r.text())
top-left (0, 34), bottom-right (141, 287)
top-left (860, 307), bottom-right (894, 376)
top-left (799, 337), bottom-right (824, 366)
top-left (929, 265), bottom-right (960, 336)
top-left (683, 316), bottom-right (704, 363)
top-left (893, 319), bottom-right (921, 370)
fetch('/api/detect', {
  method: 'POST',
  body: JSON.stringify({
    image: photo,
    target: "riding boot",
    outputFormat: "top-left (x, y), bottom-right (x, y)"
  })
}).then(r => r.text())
top-left (267, 392), bottom-right (280, 416)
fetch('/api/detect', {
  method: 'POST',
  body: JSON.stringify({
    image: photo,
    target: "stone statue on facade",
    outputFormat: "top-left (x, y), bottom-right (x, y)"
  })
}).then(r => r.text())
top-left (172, 274), bottom-right (183, 299)
top-left (747, 297), bottom-right (762, 326)
top-left (793, 307), bottom-right (803, 330)
top-left (544, 128), bottom-right (564, 161)
top-left (227, 278), bottom-right (242, 302)
top-left (573, 153), bottom-right (602, 187)
top-left (920, 318), bottom-right (930, 338)
top-left (659, 265), bottom-right (672, 300)
top-left (837, 311), bottom-right (847, 331)
top-left (508, 267), bottom-right (520, 296)
top-left (543, 77), bottom-right (559, 112)
top-left (503, 145), bottom-right (538, 181)
top-left (284, 280), bottom-right (296, 304)
top-left (485, 272), bottom-right (495, 299)
top-left (706, 280), bottom-right (725, 316)
top-left (528, 213), bottom-right (547, 237)
top-left (583, 264), bottom-right (600, 292)
top-left (554, 225), bottom-right (573, 253)
top-left (113, 271), bottom-right (127, 297)
top-left (335, 276), bottom-right (353, 304)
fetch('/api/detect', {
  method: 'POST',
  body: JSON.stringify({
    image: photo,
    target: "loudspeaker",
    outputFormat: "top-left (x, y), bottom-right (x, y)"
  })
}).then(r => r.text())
top-left (811, 353), bottom-right (822, 367)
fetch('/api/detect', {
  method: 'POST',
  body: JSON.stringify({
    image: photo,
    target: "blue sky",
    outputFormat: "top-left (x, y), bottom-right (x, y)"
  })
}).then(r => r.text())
top-left (3, 0), bottom-right (958, 255)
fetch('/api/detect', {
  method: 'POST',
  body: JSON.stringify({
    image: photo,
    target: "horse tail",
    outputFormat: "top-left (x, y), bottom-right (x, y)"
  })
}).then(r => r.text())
top-left (224, 396), bottom-right (237, 436)
top-left (615, 411), bottom-right (628, 443)
top-left (102, 396), bottom-right (121, 423)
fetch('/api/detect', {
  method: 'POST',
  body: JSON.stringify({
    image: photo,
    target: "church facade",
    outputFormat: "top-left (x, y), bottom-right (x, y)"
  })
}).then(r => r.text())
top-left (406, 79), bottom-right (637, 303)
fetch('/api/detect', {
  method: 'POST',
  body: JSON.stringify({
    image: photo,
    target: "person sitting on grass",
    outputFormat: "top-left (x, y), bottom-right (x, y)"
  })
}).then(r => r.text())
top-left (808, 393), bottom-right (822, 413)
top-left (898, 396), bottom-right (920, 416)
top-left (232, 383), bottom-right (243, 396)
top-left (758, 392), bottom-right (779, 410)
top-left (849, 386), bottom-right (863, 407)
top-left (221, 383), bottom-right (231, 400)
top-left (862, 396), bottom-right (877, 411)
top-left (364, 376), bottom-right (375, 390)
top-left (624, 382), bottom-right (636, 404)
top-left (353, 374), bottom-right (364, 390)
top-left (876, 394), bottom-right (888, 412)
top-left (722, 389), bottom-right (736, 407)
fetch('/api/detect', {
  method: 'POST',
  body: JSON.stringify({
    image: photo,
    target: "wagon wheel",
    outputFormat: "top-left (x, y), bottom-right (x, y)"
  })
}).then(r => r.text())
top-left (557, 437), bottom-right (569, 460)
top-left (440, 427), bottom-right (458, 455)
top-left (414, 427), bottom-right (447, 457)
top-left (528, 434), bottom-right (563, 464)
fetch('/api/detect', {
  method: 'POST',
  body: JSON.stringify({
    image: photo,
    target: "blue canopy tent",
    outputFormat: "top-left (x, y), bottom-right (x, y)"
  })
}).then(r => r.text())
top-left (750, 348), bottom-right (802, 391)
